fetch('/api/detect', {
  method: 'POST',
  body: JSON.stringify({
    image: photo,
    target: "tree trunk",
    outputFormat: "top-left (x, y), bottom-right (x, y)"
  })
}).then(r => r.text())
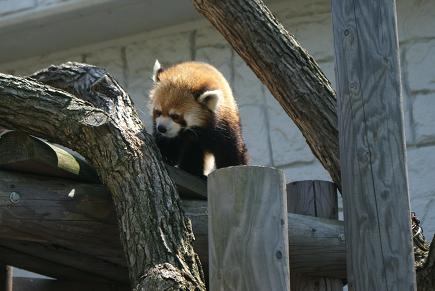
top-left (192, 0), bottom-right (435, 289)
top-left (0, 63), bottom-right (205, 291)
top-left (416, 236), bottom-right (435, 290)
top-left (413, 214), bottom-right (435, 290)
top-left (193, 0), bottom-right (340, 189)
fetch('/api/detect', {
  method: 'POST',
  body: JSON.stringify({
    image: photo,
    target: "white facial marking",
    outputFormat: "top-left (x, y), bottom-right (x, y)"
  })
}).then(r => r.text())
top-left (169, 109), bottom-right (180, 115)
top-left (155, 116), bottom-right (181, 138)
top-left (198, 89), bottom-right (223, 112)
top-left (152, 59), bottom-right (162, 82)
top-left (184, 112), bottom-right (203, 127)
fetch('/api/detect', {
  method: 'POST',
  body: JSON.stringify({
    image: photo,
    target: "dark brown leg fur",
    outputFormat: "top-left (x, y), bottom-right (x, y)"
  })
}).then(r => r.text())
top-left (205, 121), bottom-right (248, 169)
top-left (178, 141), bottom-right (205, 176)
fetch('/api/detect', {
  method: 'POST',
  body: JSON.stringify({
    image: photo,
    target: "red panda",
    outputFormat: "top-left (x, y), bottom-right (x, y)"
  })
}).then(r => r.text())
top-left (149, 60), bottom-right (248, 177)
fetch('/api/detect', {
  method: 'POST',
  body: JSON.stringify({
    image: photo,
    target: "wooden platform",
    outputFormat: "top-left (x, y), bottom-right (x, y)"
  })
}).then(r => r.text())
top-left (0, 131), bottom-right (346, 286)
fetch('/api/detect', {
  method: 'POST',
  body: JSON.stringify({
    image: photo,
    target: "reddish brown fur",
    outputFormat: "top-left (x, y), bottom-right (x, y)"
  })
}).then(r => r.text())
top-left (151, 62), bottom-right (239, 124)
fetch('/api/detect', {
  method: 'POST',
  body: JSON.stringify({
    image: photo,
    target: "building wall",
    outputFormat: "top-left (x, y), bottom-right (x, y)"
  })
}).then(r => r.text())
top-left (1, 0), bottom-right (435, 238)
top-left (0, 0), bottom-right (76, 16)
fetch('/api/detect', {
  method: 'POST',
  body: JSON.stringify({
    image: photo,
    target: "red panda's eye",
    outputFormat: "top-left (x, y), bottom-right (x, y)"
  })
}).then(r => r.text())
top-left (154, 109), bottom-right (162, 116)
top-left (170, 113), bottom-right (181, 121)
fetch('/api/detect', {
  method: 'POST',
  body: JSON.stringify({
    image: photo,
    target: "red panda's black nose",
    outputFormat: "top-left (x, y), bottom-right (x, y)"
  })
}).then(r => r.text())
top-left (157, 125), bottom-right (167, 133)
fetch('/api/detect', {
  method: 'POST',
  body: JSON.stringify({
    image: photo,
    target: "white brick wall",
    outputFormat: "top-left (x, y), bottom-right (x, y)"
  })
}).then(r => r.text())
top-left (0, 0), bottom-right (36, 16)
top-left (1, 0), bottom-right (435, 240)
top-left (0, 0), bottom-right (78, 16)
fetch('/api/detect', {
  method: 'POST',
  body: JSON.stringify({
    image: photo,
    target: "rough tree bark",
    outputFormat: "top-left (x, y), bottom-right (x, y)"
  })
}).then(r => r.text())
top-left (413, 214), bottom-right (435, 290)
top-left (192, 0), bottom-right (435, 289)
top-left (416, 236), bottom-right (435, 289)
top-left (193, 0), bottom-right (340, 189)
top-left (0, 63), bottom-right (205, 291)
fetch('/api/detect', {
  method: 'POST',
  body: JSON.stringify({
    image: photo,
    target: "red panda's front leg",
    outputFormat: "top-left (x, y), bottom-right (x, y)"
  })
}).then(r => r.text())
top-left (154, 135), bottom-right (180, 166)
top-left (178, 142), bottom-right (205, 177)
top-left (212, 129), bottom-right (248, 169)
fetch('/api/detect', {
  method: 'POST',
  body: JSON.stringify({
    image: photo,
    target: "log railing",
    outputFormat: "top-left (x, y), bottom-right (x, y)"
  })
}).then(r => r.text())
top-left (0, 132), bottom-right (346, 285)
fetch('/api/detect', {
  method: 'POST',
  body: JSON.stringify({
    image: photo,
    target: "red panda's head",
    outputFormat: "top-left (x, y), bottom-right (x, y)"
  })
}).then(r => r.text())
top-left (149, 60), bottom-right (229, 138)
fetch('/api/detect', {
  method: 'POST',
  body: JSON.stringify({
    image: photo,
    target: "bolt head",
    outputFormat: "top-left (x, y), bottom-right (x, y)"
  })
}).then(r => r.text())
top-left (9, 192), bottom-right (20, 203)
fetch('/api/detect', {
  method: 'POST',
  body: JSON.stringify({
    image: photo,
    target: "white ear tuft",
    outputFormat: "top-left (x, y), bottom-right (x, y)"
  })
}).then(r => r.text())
top-left (198, 89), bottom-right (223, 112)
top-left (152, 59), bottom-right (162, 82)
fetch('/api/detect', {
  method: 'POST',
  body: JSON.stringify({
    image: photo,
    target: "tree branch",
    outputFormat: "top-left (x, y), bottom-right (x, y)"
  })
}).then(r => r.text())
top-left (0, 63), bottom-right (205, 290)
top-left (413, 213), bottom-right (435, 290)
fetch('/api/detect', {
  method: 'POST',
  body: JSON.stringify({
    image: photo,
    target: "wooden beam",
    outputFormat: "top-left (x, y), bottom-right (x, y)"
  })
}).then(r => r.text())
top-left (0, 170), bottom-right (124, 266)
top-left (332, 0), bottom-right (416, 290)
top-left (0, 131), bottom-right (98, 182)
top-left (0, 131), bottom-right (207, 200)
top-left (285, 212), bottom-right (346, 279)
top-left (0, 244), bottom-right (112, 283)
top-left (0, 239), bottom-right (128, 283)
top-left (287, 181), bottom-right (342, 290)
top-left (0, 264), bottom-right (12, 291)
top-left (12, 277), bottom-right (128, 291)
top-left (0, 170), bottom-right (346, 279)
top-left (207, 166), bottom-right (290, 290)
top-left (166, 165), bottom-right (207, 199)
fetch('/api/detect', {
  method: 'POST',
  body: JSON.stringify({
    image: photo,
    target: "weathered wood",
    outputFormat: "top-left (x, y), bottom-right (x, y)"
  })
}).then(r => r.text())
top-left (286, 212), bottom-right (345, 279)
top-left (0, 131), bottom-right (207, 200)
top-left (0, 239), bottom-right (128, 283)
top-left (0, 245), bottom-right (111, 283)
top-left (0, 170), bottom-right (347, 279)
top-left (12, 278), bottom-right (128, 291)
top-left (193, 0), bottom-right (340, 189)
top-left (0, 64), bottom-right (205, 290)
top-left (0, 131), bottom-right (98, 182)
top-left (287, 181), bottom-right (342, 291)
top-left (208, 166), bottom-right (290, 291)
top-left (166, 165), bottom-right (207, 199)
top-left (0, 265), bottom-right (12, 291)
top-left (287, 181), bottom-right (338, 219)
top-left (332, 1), bottom-right (416, 290)
top-left (0, 170), bottom-right (124, 265)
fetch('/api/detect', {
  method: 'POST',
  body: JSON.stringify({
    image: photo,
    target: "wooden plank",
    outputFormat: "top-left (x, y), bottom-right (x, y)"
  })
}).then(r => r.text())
top-left (208, 166), bottom-right (290, 291)
top-left (285, 213), bottom-right (345, 279)
top-left (0, 265), bottom-right (12, 291)
top-left (287, 181), bottom-right (342, 291)
top-left (287, 181), bottom-right (338, 218)
top-left (166, 165), bottom-right (207, 199)
top-left (0, 131), bottom-right (98, 182)
top-left (0, 131), bottom-right (207, 199)
top-left (332, 1), bottom-right (416, 290)
top-left (0, 245), bottom-right (110, 283)
top-left (12, 277), bottom-right (128, 291)
top-left (0, 170), bottom-right (124, 265)
top-left (0, 170), bottom-right (346, 279)
top-left (0, 239), bottom-right (128, 283)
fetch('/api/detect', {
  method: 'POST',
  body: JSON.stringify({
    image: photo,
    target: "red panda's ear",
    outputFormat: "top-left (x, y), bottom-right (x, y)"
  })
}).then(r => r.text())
top-left (198, 89), bottom-right (223, 112)
top-left (152, 60), bottom-right (164, 82)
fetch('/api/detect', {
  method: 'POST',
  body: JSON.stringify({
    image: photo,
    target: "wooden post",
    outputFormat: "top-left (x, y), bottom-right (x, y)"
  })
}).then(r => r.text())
top-left (208, 166), bottom-right (290, 291)
top-left (332, 1), bottom-right (416, 290)
top-left (287, 181), bottom-right (342, 291)
top-left (0, 264), bottom-right (12, 291)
